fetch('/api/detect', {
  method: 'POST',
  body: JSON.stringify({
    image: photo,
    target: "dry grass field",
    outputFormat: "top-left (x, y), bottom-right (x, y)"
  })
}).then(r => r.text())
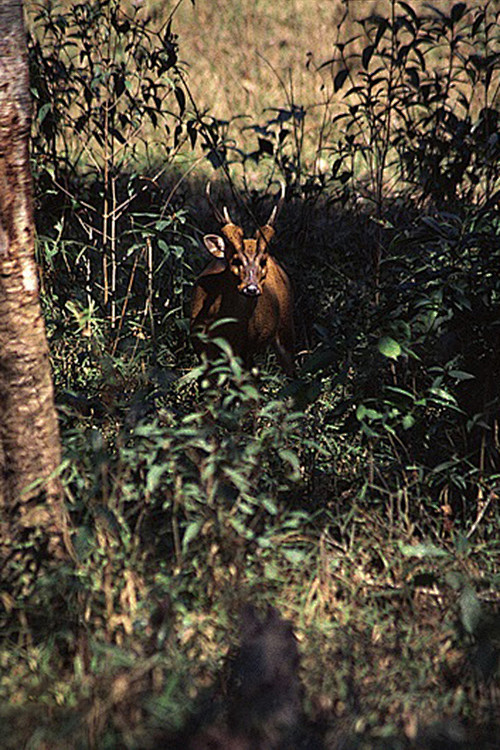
top-left (170, 0), bottom-right (486, 181)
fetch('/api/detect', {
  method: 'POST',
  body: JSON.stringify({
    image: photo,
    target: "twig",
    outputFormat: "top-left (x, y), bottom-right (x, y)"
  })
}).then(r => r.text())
top-left (466, 489), bottom-right (496, 539)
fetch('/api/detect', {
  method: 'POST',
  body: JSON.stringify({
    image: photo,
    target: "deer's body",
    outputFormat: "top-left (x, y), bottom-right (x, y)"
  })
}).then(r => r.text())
top-left (190, 186), bottom-right (295, 374)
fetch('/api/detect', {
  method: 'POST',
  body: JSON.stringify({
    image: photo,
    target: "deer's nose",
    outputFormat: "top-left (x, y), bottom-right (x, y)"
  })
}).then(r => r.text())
top-left (242, 283), bottom-right (261, 297)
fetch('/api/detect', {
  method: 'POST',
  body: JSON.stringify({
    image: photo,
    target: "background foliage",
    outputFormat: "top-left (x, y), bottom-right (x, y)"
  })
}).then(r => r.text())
top-left (1, 0), bottom-right (499, 747)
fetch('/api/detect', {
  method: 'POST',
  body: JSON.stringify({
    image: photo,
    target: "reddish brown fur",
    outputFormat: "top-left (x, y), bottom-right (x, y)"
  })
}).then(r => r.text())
top-left (190, 190), bottom-right (295, 374)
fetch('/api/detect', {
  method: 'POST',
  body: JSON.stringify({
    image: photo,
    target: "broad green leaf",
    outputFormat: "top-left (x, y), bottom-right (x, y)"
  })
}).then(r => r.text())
top-left (459, 586), bottom-right (482, 635)
top-left (378, 336), bottom-right (401, 359)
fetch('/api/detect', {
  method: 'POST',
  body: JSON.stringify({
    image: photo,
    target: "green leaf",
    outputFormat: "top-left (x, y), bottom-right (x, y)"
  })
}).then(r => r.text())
top-left (451, 2), bottom-right (467, 25)
top-left (334, 68), bottom-right (349, 92)
top-left (223, 466), bottom-right (250, 493)
top-left (459, 586), bottom-right (482, 635)
top-left (240, 383), bottom-right (259, 401)
top-left (449, 370), bottom-right (475, 381)
top-left (182, 519), bottom-right (203, 551)
top-left (356, 404), bottom-right (382, 421)
top-left (175, 86), bottom-right (186, 114)
top-left (385, 386), bottom-right (415, 402)
top-left (429, 386), bottom-right (456, 404)
top-left (399, 541), bottom-right (448, 558)
top-left (360, 423), bottom-right (381, 438)
top-left (402, 414), bottom-right (415, 430)
top-left (283, 548), bottom-right (307, 565)
top-left (256, 536), bottom-right (272, 548)
top-left (261, 497), bottom-right (278, 515)
top-left (398, 1), bottom-right (418, 23)
top-left (258, 137), bottom-right (274, 155)
top-left (362, 44), bottom-right (375, 69)
top-left (37, 102), bottom-right (52, 124)
top-left (146, 463), bottom-right (167, 493)
top-left (378, 337), bottom-right (401, 359)
top-left (229, 517), bottom-right (253, 538)
top-left (278, 448), bottom-right (301, 476)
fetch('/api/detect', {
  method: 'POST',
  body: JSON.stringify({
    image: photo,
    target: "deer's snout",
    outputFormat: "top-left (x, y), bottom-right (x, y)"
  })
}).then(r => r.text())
top-left (242, 283), bottom-right (261, 297)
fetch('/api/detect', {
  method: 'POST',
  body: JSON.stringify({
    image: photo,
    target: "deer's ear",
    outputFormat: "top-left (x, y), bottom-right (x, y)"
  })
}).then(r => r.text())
top-left (203, 234), bottom-right (226, 258)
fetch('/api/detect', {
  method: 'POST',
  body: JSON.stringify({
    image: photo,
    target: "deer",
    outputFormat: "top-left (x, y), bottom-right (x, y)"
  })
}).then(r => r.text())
top-left (190, 183), bottom-right (295, 375)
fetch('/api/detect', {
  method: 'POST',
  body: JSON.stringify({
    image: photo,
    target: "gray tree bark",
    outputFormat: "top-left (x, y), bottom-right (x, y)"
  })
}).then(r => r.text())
top-left (0, 1), bottom-right (69, 555)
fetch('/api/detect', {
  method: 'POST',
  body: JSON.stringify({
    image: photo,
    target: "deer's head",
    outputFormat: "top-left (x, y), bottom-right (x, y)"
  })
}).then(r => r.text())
top-left (204, 183), bottom-right (285, 297)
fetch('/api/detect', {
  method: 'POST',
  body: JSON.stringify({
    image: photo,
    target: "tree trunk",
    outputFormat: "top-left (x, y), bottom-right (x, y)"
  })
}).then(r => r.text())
top-left (0, 1), bottom-right (69, 555)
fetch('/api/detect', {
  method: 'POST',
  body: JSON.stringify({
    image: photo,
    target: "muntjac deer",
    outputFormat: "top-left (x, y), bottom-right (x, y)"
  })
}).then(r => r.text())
top-left (190, 183), bottom-right (295, 375)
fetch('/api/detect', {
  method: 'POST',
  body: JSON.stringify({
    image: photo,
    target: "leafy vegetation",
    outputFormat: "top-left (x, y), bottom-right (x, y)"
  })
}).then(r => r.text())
top-left (1, 0), bottom-right (499, 747)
